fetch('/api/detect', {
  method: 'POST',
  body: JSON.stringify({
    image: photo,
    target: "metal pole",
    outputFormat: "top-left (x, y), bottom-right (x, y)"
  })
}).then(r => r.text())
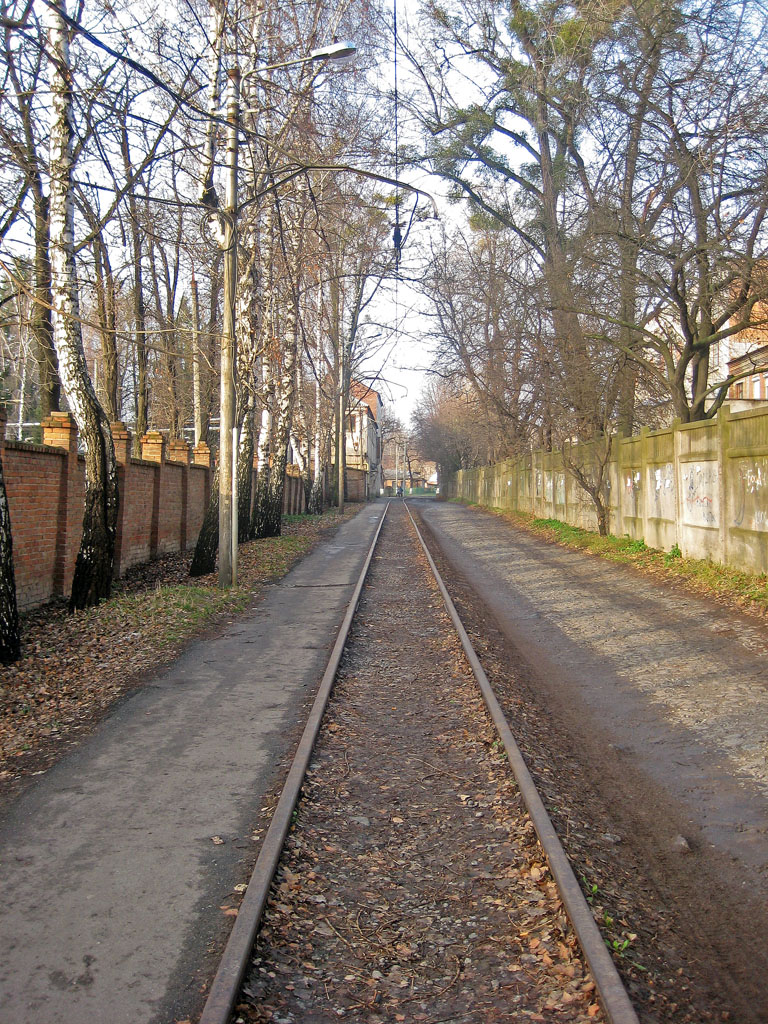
top-left (337, 337), bottom-right (346, 511)
top-left (232, 426), bottom-right (239, 582)
top-left (219, 68), bottom-right (240, 588)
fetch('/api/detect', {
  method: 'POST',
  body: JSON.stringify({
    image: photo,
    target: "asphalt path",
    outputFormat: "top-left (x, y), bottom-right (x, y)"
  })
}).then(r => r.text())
top-left (416, 499), bottom-right (768, 887)
top-left (0, 505), bottom-right (386, 1024)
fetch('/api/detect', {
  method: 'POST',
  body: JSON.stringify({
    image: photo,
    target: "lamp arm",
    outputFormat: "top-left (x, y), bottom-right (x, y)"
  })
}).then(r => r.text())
top-left (239, 166), bottom-right (438, 217)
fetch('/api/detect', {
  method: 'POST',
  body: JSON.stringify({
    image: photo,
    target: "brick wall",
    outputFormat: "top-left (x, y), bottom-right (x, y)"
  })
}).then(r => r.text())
top-left (3, 441), bottom-right (68, 608)
top-left (1, 414), bottom-right (314, 612)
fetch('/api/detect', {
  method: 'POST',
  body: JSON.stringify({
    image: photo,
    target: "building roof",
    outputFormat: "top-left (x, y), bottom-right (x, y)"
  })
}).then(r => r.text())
top-left (349, 381), bottom-right (382, 421)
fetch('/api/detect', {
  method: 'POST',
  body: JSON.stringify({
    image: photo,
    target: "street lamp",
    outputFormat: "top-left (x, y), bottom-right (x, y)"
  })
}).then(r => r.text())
top-left (215, 42), bottom-right (357, 588)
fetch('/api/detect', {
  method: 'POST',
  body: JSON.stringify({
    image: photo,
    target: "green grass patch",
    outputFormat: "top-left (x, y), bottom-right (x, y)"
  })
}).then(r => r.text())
top-left (474, 505), bottom-right (768, 618)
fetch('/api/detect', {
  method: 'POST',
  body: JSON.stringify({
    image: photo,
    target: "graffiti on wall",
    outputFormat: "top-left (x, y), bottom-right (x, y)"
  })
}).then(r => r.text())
top-left (555, 473), bottom-right (566, 505)
top-left (624, 470), bottom-right (641, 518)
top-left (649, 463), bottom-right (676, 521)
top-left (682, 462), bottom-right (719, 527)
top-left (732, 459), bottom-right (767, 532)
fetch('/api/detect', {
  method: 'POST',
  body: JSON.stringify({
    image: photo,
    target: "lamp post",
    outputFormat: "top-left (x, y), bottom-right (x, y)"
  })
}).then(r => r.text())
top-left (218, 69), bottom-right (240, 588)
top-left (214, 42), bottom-right (356, 588)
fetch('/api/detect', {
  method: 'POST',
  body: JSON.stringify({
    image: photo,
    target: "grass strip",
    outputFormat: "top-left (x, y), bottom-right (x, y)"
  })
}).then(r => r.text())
top-left (450, 499), bottom-right (768, 618)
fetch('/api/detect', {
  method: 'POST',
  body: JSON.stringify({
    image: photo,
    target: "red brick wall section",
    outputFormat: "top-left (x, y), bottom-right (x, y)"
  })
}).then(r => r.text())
top-left (3, 442), bottom-right (67, 610)
top-left (115, 462), bottom-right (156, 574)
top-left (2, 417), bottom-right (331, 611)
top-left (187, 466), bottom-right (208, 541)
top-left (157, 463), bottom-right (184, 554)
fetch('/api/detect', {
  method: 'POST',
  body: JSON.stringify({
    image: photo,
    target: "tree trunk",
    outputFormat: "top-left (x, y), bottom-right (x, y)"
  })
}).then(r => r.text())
top-left (0, 432), bottom-right (20, 664)
top-left (92, 232), bottom-right (119, 420)
top-left (251, 367), bottom-right (274, 538)
top-left (190, 465), bottom-right (219, 576)
top-left (120, 123), bottom-right (148, 454)
top-left (191, 273), bottom-right (205, 445)
top-left (31, 190), bottom-right (61, 418)
top-left (46, 0), bottom-right (118, 611)
top-left (237, 398), bottom-right (254, 542)
top-left (253, 319), bottom-right (297, 538)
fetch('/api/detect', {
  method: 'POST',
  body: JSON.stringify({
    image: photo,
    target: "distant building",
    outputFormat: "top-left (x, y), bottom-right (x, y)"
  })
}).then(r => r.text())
top-left (720, 274), bottom-right (768, 411)
top-left (727, 343), bottom-right (768, 410)
top-left (345, 382), bottom-right (383, 498)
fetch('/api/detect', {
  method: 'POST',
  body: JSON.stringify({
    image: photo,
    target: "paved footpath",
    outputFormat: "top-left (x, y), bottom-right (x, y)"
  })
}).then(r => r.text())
top-left (0, 505), bottom-right (386, 1024)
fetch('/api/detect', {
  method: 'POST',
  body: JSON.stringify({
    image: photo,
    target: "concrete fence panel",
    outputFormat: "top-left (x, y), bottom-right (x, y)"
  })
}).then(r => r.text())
top-left (445, 404), bottom-right (768, 575)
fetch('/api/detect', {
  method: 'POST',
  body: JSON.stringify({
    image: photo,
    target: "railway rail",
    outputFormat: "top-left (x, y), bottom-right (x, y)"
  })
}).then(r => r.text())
top-left (198, 500), bottom-right (640, 1024)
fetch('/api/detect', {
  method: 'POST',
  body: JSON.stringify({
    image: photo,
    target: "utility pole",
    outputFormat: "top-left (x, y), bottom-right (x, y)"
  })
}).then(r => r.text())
top-left (218, 68), bottom-right (239, 587)
top-left (337, 332), bottom-right (352, 511)
top-left (337, 377), bottom-right (345, 512)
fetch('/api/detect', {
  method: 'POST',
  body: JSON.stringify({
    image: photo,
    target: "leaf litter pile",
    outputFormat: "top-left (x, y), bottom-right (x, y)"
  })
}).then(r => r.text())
top-left (0, 508), bottom-right (357, 801)
top-left (235, 503), bottom-right (606, 1024)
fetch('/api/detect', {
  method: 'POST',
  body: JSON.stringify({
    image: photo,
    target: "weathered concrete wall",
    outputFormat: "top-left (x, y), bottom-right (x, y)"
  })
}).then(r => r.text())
top-left (443, 405), bottom-right (768, 575)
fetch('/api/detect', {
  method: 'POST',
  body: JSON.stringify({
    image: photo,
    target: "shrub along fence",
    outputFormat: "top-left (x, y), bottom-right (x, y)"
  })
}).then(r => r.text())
top-left (0, 410), bottom-right (307, 611)
top-left (442, 404), bottom-right (768, 576)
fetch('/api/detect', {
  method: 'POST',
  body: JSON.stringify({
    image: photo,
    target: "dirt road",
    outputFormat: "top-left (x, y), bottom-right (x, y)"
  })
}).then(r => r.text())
top-left (415, 498), bottom-right (768, 1023)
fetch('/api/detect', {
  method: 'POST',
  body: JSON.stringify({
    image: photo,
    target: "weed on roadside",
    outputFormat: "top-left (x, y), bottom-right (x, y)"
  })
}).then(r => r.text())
top-left (464, 505), bottom-right (768, 619)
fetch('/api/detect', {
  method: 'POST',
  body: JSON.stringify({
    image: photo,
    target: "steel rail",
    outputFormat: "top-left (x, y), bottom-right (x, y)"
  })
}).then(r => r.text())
top-left (198, 502), bottom-right (390, 1024)
top-left (404, 500), bottom-right (641, 1024)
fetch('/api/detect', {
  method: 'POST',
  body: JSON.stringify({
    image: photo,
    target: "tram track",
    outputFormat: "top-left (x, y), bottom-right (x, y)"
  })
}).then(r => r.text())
top-left (198, 500), bottom-right (639, 1024)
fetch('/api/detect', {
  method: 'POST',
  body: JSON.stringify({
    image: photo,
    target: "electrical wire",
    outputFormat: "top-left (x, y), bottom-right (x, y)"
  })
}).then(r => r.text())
top-left (393, 0), bottom-right (402, 267)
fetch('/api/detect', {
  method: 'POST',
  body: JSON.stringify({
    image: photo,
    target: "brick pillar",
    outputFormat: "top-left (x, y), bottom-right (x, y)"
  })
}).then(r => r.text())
top-left (141, 431), bottom-right (165, 556)
top-left (193, 442), bottom-right (212, 511)
top-left (167, 439), bottom-right (190, 466)
top-left (42, 411), bottom-right (81, 598)
top-left (140, 430), bottom-right (166, 464)
top-left (167, 440), bottom-right (190, 551)
top-left (43, 411), bottom-right (78, 452)
top-left (192, 441), bottom-right (210, 467)
top-left (110, 421), bottom-right (132, 465)
top-left (110, 422), bottom-right (131, 576)
top-left (0, 405), bottom-right (6, 455)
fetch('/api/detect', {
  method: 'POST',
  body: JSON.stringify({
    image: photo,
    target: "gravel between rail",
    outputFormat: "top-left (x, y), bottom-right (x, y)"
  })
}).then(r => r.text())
top-left (234, 501), bottom-right (606, 1024)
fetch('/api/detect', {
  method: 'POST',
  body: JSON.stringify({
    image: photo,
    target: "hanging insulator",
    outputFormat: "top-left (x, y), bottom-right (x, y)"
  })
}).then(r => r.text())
top-left (393, 221), bottom-right (402, 259)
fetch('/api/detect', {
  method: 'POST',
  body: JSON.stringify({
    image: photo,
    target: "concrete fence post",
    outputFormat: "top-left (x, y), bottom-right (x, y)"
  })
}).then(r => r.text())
top-left (640, 427), bottom-right (650, 543)
top-left (672, 419), bottom-right (683, 554)
top-left (717, 406), bottom-right (730, 566)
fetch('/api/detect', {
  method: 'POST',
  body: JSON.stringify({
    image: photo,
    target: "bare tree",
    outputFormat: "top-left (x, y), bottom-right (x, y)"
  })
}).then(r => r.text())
top-left (45, 0), bottom-right (118, 610)
top-left (0, 409), bottom-right (19, 663)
